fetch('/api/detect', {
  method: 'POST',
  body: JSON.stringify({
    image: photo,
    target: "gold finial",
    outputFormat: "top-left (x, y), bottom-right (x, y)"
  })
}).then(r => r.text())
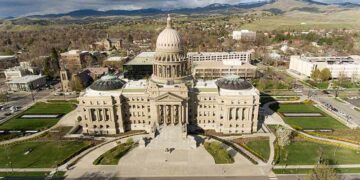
top-left (167, 14), bottom-right (172, 28)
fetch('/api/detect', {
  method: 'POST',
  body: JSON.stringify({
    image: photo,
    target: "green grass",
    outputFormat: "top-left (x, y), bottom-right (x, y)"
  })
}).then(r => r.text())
top-left (273, 168), bottom-right (360, 174)
top-left (204, 142), bottom-right (234, 164)
top-left (276, 139), bottom-right (360, 165)
top-left (0, 140), bottom-right (91, 168)
top-left (244, 139), bottom-right (271, 161)
top-left (305, 81), bottom-right (329, 89)
top-left (93, 141), bottom-right (134, 165)
top-left (233, 137), bottom-right (270, 162)
top-left (0, 101), bottom-right (76, 131)
top-left (355, 107), bottom-right (360, 112)
top-left (270, 103), bottom-right (348, 130)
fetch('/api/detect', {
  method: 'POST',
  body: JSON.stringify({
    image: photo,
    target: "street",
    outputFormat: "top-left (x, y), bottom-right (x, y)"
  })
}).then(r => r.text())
top-left (0, 88), bottom-right (54, 124)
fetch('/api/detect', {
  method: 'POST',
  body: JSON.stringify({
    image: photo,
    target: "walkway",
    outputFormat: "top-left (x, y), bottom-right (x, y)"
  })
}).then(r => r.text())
top-left (274, 164), bottom-right (360, 169)
top-left (0, 168), bottom-right (54, 172)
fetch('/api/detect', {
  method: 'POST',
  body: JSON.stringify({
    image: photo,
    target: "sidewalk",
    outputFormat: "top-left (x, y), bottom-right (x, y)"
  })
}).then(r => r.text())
top-left (0, 168), bottom-right (54, 172)
top-left (274, 164), bottom-right (360, 169)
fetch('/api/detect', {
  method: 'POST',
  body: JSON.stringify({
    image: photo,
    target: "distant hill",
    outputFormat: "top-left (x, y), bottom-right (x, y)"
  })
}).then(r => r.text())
top-left (27, 0), bottom-right (273, 18)
top-left (26, 0), bottom-right (359, 19)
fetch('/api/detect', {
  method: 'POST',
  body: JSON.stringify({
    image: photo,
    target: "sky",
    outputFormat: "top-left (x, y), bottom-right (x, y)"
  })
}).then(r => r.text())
top-left (0, 0), bottom-right (359, 18)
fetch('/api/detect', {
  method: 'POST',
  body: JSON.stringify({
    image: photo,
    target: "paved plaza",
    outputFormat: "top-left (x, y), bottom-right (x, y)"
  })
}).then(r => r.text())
top-left (66, 126), bottom-right (269, 179)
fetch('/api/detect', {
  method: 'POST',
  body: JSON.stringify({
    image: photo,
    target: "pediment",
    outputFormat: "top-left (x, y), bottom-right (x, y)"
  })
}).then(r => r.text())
top-left (154, 92), bottom-right (184, 102)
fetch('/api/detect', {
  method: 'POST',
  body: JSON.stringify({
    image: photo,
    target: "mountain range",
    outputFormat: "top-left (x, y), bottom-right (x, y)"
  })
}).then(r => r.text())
top-left (26, 0), bottom-right (360, 18)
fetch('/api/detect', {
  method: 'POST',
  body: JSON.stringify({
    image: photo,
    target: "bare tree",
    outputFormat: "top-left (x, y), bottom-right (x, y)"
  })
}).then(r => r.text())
top-left (306, 162), bottom-right (339, 180)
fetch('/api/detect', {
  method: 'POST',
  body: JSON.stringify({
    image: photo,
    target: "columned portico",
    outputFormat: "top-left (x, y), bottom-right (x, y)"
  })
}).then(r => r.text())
top-left (156, 104), bottom-right (186, 126)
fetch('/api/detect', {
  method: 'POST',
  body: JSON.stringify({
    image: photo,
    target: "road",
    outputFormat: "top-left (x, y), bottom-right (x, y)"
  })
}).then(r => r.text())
top-left (315, 96), bottom-right (360, 126)
top-left (0, 88), bottom-right (54, 124)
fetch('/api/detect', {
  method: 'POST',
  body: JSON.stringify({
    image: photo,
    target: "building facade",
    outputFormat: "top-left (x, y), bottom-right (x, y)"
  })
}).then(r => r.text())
top-left (77, 15), bottom-right (260, 135)
top-left (289, 55), bottom-right (360, 80)
top-left (60, 50), bottom-right (91, 73)
top-left (193, 60), bottom-right (257, 79)
top-left (6, 75), bottom-right (46, 92)
top-left (232, 30), bottom-right (257, 42)
top-left (4, 62), bottom-right (39, 80)
top-left (0, 56), bottom-right (18, 72)
top-left (187, 51), bottom-right (252, 63)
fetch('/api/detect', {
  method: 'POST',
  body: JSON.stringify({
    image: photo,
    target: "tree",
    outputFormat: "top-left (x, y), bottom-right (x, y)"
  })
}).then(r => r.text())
top-left (69, 75), bottom-right (84, 92)
top-left (311, 68), bottom-right (321, 82)
top-left (320, 68), bottom-right (331, 82)
top-left (337, 71), bottom-right (348, 86)
top-left (0, 92), bottom-right (8, 102)
top-left (306, 162), bottom-right (339, 180)
top-left (275, 126), bottom-right (292, 148)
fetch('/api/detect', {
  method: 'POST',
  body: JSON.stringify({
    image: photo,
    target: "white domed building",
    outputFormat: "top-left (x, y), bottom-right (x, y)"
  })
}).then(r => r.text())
top-left (77, 15), bottom-right (260, 136)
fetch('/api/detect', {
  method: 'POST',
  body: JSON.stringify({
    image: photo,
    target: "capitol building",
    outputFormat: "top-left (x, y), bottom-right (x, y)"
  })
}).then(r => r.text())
top-left (76, 15), bottom-right (260, 135)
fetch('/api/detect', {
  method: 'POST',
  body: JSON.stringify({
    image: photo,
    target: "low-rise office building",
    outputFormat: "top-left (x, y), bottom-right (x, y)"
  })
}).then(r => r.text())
top-left (289, 55), bottom-right (360, 80)
top-left (4, 62), bottom-right (40, 80)
top-left (193, 60), bottom-right (257, 79)
top-left (0, 56), bottom-right (18, 71)
top-left (6, 75), bottom-right (46, 92)
top-left (187, 51), bottom-right (252, 63)
top-left (232, 30), bottom-right (256, 42)
top-left (60, 50), bottom-right (91, 73)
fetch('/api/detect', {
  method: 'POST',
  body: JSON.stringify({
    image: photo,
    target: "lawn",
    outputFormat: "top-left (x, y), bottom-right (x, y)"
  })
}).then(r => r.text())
top-left (0, 101), bottom-right (76, 131)
top-left (93, 139), bottom-right (134, 165)
top-left (204, 142), bottom-right (234, 164)
top-left (276, 137), bottom-right (360, 165)
top-left (270, 103), bottom-right (348, 130)
top-left (232, 137), bottom-right (270, 162)
top-left (305, 80), bottom-right (329, 89)
top-left (0, 140), bottom-right (92, 168)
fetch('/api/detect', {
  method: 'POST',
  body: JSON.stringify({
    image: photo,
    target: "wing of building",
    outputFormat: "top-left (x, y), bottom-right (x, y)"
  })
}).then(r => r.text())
top-left (77, 15), bottom-right (260, 135)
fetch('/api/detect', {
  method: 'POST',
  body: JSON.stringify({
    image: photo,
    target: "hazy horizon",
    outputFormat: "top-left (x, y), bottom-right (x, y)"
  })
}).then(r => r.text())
top-left (0, 0), bottom-right (359, 18)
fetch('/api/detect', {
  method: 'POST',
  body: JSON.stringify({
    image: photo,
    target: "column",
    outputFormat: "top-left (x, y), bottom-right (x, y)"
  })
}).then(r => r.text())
top-left (232, 108), bottom-right (236, 121)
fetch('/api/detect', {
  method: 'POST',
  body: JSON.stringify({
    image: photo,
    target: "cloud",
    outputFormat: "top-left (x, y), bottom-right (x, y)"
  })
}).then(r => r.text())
top-left (0, 0), bottom-right (359, 18)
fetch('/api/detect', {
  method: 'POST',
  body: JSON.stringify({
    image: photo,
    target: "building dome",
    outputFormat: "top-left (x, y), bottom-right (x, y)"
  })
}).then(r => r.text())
top-left (89, 74), bottom-right (125, 91)
top-left (215, 75), bottom-right (252, 90)
top-left (156, 14), bottom-right (182, 52)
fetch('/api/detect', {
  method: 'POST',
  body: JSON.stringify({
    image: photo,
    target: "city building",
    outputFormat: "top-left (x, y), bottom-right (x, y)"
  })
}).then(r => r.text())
top-left (60, 67), bottom-right (94, 92)
top-left (124, 51), bottom-right (253, 79)
top-left (76, 15), bottom-right (260, 136)
top-left (193, 60), bottom-right (257, 79)
top-left (103, 56), bottom-right (129, 69)
top-left (123, 52), bottom-right (154, 79)
top-left (6, 75), bottom-right (46, 92)
top-left (289, 55), bottom-right (360, 80)
top-left (4, 62), bottom-right (40, 80)
top-left (0, 55), bottom-right (18, 71)
top-left (232, 30), bottom-right (257, 42)
top-left (90, 35), bottom-right (123, 51)
top-left (187, 51), bottom-right (252, 63)
top-left (60, 50), bottom-right (91, 73)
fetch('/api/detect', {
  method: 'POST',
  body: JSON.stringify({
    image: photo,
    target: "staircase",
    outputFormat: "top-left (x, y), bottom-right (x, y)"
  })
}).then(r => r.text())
top-left (146, 125), bottom-right (196, 150)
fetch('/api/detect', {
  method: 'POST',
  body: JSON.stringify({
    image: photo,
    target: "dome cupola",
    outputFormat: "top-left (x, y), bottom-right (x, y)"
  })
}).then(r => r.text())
top-left (156, 14), bottom-right (182, 53)
top-left (216, 75), bottom-right (252, 90)
top-left (89, 74), bottom-right (125, 91)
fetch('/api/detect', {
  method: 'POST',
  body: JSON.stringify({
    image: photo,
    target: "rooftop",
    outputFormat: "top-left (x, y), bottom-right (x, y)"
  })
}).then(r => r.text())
top-left (6, 75), bottom-right (45, 84)
top-left (125, 52), bottom-right (155, 66)
top-left (105, 56), bottom-right (128, 62)
top-left (294, 55), bottom-right (360, 65)
top-left (193, 61), bottom-right (256, 68)
top-left (61, 50), bottom-right (88, 56)
top-left (0, 55), bottom-right (16, 61)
